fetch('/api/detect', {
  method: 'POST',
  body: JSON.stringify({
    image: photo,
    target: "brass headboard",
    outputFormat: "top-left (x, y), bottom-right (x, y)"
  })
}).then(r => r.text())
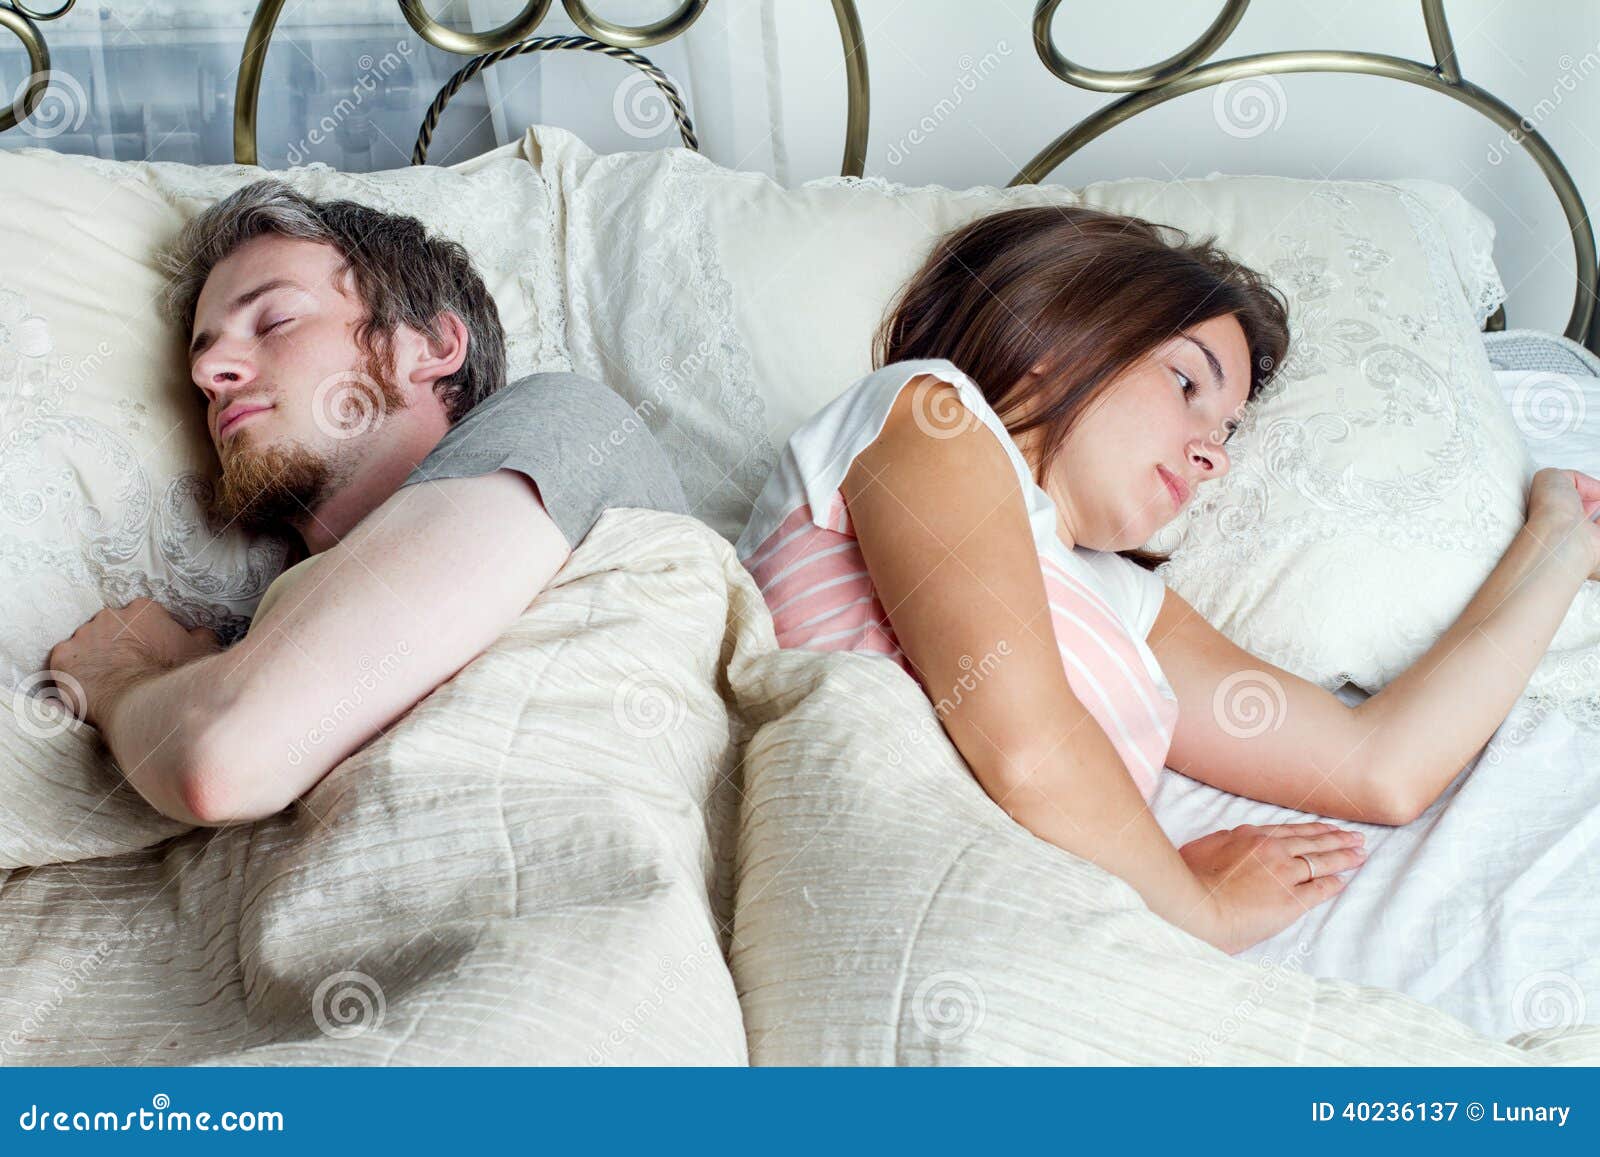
top-left (1, 0), bottom-right (1593, 353)
top-left (234, 0), bottom-right (869, 180)
top-left (1013, 0), bottom-right (1597, 353)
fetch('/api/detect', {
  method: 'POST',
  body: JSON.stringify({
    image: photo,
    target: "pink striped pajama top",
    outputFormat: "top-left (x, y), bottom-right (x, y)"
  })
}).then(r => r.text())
top-left (735, 358), bottom-right (1180, 800)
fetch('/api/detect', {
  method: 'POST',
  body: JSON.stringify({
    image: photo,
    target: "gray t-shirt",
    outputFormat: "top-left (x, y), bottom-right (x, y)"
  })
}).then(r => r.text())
top-left (250, 372), bottom-right (687, 625)
top-left (399, 370), bottom-right (689, 547)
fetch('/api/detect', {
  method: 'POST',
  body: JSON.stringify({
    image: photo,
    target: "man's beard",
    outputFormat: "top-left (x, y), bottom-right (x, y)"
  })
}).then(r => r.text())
top-left (205, 349), bottom-right (408, 533)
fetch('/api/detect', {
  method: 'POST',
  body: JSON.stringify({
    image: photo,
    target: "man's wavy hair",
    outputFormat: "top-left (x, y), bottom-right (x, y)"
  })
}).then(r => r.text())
top-left (161, 177), bottom-right (505, 424)
top-left (874, 204), bottom-right (1291, 570)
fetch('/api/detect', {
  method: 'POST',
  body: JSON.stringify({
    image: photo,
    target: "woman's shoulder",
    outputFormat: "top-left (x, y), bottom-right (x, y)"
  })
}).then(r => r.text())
top-left (813, 358), bottom-right (999, 447)
top-left (737, 360), bottom-right (1000, 556)
top-left (860, 358), bottom-right (984, 408)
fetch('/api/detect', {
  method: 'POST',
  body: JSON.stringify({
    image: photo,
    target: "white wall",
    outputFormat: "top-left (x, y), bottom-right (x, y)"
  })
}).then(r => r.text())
top-left (2, 0), bottom-right (1589, 340)
top-left (773, 0), bottom-right (1600, 344)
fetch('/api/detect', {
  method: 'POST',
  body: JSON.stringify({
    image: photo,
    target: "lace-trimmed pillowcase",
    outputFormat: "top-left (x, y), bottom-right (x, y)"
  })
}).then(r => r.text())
top-left (530, 123), bottom-right (1587, 706)
top-left (0, 140), bottom-right (566, 711)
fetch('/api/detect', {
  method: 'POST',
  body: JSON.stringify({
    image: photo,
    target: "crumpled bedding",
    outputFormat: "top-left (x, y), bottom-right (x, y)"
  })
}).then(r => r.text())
top-left (0, 510), bottom-right (752, 1065)
top-left (2, 510), bottom-right (1594, 1065)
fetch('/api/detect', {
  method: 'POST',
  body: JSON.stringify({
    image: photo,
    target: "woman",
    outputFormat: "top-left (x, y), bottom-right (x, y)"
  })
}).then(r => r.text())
top-left (737, 205), bottom-right (1600, 955)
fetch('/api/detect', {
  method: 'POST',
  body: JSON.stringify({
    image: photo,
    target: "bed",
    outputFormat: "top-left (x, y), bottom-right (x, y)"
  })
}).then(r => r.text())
top-left (0, 0), bottom-right (1597, 1066)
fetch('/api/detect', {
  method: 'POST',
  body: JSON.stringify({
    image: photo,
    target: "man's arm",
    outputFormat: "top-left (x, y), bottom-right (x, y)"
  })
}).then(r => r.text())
top-left (89, 469), bottom-right (570, 826)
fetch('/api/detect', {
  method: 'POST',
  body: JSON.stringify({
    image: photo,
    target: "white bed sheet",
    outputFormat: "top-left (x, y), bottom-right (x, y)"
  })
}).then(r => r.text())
top-left (1148, 366), bottom-right (1600, 1041)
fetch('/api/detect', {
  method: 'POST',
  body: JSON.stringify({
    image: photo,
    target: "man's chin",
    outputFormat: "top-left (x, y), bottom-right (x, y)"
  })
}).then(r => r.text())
top-left (206, 439), bottom-right (334, 533)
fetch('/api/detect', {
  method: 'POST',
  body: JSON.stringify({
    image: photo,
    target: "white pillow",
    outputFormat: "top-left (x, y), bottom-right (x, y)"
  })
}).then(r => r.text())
top-left (1392, 177), bottom-right (1505, 328)
top-left (0, 140), bottom-right (567, 694)
top-left (730, 643), bottom-right (1600, 1064)
top-left (531, 123), bottom-right (1581, 703)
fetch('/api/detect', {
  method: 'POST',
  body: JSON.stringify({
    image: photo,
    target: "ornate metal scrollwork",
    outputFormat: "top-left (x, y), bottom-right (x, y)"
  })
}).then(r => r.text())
top-left (0, 0), bottom-right (75, 135)
top-left (410, 35), bottom-right (697, 165)
top-left (234, 0), bottom-right (869, 178)
top-left (1018, 0), bottom-right (1596, 351)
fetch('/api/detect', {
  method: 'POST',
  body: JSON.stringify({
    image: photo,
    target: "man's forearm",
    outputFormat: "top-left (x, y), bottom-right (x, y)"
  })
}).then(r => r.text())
top-left (1357, 517), bottom-right (1592, 820)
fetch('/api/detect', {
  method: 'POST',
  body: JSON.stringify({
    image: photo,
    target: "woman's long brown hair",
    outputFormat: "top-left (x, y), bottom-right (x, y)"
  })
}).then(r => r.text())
top-left (873, 204), bottom-right (1291, 570)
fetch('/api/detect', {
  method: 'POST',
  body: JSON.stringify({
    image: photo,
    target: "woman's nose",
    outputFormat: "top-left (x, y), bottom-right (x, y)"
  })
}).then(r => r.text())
top-left (1188, 437), bottom-right (1228, 478)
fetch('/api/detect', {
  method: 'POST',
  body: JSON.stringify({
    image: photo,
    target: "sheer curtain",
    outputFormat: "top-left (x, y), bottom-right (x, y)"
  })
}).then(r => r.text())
top-left (0, 0), bottom-right (786, 179)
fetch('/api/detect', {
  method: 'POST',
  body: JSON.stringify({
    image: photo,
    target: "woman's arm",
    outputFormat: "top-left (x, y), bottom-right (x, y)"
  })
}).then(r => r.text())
top-left (1356, 473), bottom-right (1598, 823)
top-left (1151, 467), bottom-right (1600, 827)
top-left (841, 375), bottom-right (1364, 953)
top-left (1149, 586), bottom-right (1401, 823)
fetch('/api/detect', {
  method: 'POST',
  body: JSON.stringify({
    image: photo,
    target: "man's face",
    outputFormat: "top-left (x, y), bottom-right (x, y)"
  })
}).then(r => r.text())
top-left (188, 234), bottom-right (406, 532)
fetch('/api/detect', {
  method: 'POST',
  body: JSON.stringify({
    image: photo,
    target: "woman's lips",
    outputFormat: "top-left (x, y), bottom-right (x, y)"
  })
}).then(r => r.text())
top-left (1158, 465), bottom-right (1190, 509)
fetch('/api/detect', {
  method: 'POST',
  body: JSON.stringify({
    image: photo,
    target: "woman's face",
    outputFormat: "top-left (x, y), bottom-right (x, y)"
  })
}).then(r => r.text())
top-left (1026, 313), bottom-right (1255, 553)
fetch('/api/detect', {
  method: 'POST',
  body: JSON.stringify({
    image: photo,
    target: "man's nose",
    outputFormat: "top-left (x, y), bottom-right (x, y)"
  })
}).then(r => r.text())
top-left (193, 345), bottom-right (257, 399)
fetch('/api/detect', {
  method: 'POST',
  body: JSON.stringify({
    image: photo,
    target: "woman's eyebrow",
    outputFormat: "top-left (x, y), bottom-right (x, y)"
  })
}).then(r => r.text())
top-left (1181, 334), bottom-right (1226, 391)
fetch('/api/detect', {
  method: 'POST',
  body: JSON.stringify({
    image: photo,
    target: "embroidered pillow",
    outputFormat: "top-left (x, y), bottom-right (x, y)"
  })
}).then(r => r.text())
top-left (0, 140), bottom-right (565, 697)
top-left (532, 124), bottom-right (1600, 717)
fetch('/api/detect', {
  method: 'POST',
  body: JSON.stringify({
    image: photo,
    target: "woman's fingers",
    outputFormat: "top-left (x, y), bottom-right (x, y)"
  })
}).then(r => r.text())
top-left (1256, 821), bottom-right (1337, 836)
top-left (1572, 470), bottom-right (1600, 519)
top-left (1287, 845), bottom-right (1368, 884)
top-left (1571, 468), bottom-right (1600, 495)
top-left (1293, 874), bottom-right (1349, 908)
top-left (1282, 830), bottom-right (1365, 855)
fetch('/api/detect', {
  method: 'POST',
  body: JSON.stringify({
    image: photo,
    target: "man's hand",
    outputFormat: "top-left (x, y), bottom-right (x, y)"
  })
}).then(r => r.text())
top-left (46, 597), bottom-right (223, 729)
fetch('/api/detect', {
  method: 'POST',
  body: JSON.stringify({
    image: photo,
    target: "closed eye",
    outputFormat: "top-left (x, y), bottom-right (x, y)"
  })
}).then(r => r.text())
top-left (261, 317), bottom-right (293, 335)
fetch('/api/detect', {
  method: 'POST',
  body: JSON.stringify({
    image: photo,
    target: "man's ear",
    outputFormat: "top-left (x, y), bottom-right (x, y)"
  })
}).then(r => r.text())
top-left (395, 310), bottom-right (469, 396)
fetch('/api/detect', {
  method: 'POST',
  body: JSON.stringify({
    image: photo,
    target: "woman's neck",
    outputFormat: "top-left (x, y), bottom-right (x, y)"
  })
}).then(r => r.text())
top-left (1010, 424), bottom-right (1080, 550)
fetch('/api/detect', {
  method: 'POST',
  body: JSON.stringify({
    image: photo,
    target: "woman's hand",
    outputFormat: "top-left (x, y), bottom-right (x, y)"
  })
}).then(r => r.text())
top-left (1179, 821), bottom-right (1366, 955)
top-left (1525, 466), bottom-right (1600, 581)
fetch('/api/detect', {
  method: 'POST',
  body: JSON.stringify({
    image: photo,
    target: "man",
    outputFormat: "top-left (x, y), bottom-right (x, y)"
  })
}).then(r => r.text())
top-left (46, 179), bottom-right (688, 827)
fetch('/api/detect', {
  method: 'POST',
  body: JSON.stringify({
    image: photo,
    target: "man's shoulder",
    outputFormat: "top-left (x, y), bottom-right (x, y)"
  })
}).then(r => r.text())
top-left (468, 371), bottom-right (633, 422)
top-left (452, 371), bottom-right (662, 466)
